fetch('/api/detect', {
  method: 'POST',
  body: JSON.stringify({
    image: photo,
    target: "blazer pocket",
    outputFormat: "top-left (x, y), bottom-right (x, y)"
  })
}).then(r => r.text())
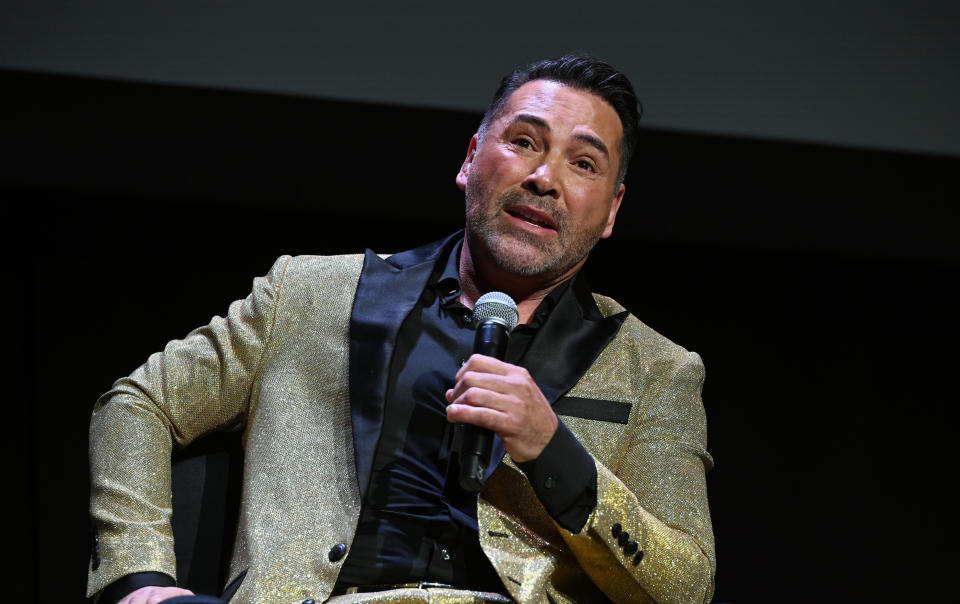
top-left (553, 396), bottom-right (631, 424)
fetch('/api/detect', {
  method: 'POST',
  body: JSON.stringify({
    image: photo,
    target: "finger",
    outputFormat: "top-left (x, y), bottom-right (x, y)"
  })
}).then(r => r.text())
top-left (149, 588), bottom-right (194, 604)
top-left (449, 385), bottom-right (517, 414)
top-left (454, 354), bottom-right (512, 381)
top-left (446, 370), bottom-right (521, 403)
top-left (446, 400), bottom-right (508, 431)
top-left (120, 586), bottom-right (194, 604)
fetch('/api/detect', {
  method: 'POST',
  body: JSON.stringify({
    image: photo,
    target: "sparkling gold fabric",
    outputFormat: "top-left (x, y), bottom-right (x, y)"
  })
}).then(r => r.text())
top-left (326, 587), bottom-right (513, 603)
top-left (477, 296), bottom-right (714, 604)
top-left (88, 254), bottom-right (714, 603)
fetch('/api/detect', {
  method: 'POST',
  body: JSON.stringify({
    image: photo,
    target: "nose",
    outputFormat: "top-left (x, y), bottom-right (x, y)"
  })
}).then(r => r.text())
top-left (522, 160), bottom-right (559, 198)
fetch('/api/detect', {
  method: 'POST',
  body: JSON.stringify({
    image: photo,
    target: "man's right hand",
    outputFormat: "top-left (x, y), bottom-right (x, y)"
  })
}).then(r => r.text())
top-left (117, 586), bottom-right (195, 604)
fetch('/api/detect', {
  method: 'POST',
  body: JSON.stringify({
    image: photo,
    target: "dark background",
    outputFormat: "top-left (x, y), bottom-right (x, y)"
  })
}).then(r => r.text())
top-left (4, 66), bottom-right (957, 602)
top-left (3, 1), bottom-right (960, 157)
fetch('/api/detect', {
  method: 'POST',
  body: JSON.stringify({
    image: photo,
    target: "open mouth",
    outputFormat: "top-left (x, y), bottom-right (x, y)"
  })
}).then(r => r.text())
top-left (504, 205), bottom-right (558, 231)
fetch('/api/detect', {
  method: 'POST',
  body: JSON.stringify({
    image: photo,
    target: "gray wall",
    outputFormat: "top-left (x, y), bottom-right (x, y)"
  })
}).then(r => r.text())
top-left (3, 0), bottom-right (958, 155)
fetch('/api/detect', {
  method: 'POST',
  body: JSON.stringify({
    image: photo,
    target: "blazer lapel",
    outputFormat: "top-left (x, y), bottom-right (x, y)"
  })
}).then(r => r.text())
top-left (523, 274), bottom-right (629, 404)
top-left (349, 233), bottom-right (626, 492)
top-left (348, 233), bottom-right (462, 499)
top-left (484, 274), bottom-right (628, 482)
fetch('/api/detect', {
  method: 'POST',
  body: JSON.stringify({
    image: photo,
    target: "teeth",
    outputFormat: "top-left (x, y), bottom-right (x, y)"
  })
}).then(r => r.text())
top-left (508, 208), bottom-right (552, 229)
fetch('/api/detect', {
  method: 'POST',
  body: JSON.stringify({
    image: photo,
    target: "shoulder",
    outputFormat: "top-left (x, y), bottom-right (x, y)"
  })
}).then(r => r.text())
top-left (591, 293), bottom-right (702, 371)
top-left (259, 253), bottom-right (367, 300)
top-left (280, 253), bottom-right (367, 276)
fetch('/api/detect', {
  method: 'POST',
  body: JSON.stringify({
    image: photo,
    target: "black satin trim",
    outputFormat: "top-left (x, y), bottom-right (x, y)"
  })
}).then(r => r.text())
top-left (522, 273), bottom-right (628, 405)
top-left (99, 571), bottom-right (176, 603)
top-left (348, 233), bottom-right (463, 499)
top-left (220, 569), bottom-right (247, 602)
top-left (553, 396), bottom-right (632, 424)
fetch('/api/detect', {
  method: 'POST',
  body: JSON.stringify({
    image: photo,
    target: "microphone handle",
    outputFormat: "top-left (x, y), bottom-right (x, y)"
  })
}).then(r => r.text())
top-left (459, 320), bottom-right (509, 492)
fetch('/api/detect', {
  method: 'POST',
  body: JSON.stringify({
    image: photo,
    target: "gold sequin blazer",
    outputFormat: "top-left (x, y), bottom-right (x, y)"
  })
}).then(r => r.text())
top-left (88, 234), bottom-right (715, 603)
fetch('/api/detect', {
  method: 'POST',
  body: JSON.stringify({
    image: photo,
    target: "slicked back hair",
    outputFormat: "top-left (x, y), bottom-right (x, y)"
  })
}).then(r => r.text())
top-left (477, 53), bottom-right (642, 187)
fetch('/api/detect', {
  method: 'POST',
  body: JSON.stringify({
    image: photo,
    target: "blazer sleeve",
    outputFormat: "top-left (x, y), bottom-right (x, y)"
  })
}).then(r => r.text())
top-left (558, 351), bottom-right (715, 604)
top-left (86, 255), bottom-right (292, 598)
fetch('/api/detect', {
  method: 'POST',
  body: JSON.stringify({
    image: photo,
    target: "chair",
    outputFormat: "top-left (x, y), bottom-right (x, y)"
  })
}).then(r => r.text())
top-left (170, 431), bottom-right (244, 597)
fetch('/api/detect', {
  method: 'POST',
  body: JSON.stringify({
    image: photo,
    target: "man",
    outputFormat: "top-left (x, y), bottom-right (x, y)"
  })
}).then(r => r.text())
top-left (89, 54), bottom-right (715, 603)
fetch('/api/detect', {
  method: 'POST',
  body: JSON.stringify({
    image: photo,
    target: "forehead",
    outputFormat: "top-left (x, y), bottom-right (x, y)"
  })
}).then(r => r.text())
top-left (496, 80), bottom-right (623, 150)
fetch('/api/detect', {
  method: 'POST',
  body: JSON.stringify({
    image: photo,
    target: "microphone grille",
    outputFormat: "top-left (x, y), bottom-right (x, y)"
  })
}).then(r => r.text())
top-left (473, 291), bottom-right (519, 331)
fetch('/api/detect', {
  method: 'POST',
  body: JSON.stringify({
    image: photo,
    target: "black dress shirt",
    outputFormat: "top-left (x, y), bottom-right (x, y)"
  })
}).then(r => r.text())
top-left (335, 242), bottom-right (597, 593)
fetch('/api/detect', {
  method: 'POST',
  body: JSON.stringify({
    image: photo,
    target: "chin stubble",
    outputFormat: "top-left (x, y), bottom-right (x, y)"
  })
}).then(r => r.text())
top-left (466, 186), bottom-right (603, 279)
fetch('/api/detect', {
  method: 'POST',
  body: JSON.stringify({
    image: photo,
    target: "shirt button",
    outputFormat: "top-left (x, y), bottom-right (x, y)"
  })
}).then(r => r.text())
top-left (611, 523), bottom-right (622, 538)
top-left (440, 547), bottom-right (451, 561)
top-left (632, 551), bottom-right (644, 566)
top-left (624, 540), bottom-right (638, 555)
top-left (618, 531), bottom-right (630, 546)
top-left (544, 476), bottom-right (556, 489)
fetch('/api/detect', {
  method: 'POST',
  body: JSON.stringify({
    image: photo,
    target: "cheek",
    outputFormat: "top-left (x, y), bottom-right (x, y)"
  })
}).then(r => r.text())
top-left (483, 148), bottom-right (531, 180)
top-left (568, 190), bottom-right (616, 226)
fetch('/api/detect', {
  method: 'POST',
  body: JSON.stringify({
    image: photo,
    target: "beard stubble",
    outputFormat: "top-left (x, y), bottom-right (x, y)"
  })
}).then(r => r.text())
top-left (464, 180), bottom-right (607, 281)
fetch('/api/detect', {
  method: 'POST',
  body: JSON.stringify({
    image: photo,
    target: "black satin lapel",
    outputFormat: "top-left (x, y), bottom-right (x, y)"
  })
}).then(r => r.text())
top-left (523, 277), bottom-right (629, 405)
top-left (485, 277), bottom-right (627, 483)
top-left (348, 249), bottom-right (439, 500)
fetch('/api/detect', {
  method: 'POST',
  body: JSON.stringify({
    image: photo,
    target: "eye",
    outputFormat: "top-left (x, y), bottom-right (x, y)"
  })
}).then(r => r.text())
top-left (512, 136), bottom-right (534, 149)
top-left (575, 158), bottom-right (597, 173)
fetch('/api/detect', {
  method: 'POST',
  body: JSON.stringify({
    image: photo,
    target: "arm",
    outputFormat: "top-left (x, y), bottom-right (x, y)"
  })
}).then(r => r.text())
top-left (448, 352), bottom-right (714, 603)
top-left (557, 352), bottom-right (714, 603)
top-left (87, 256), bottom-right (292, 599)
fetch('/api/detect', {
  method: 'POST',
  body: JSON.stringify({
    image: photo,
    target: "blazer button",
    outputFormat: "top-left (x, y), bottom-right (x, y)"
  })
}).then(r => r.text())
top-left (624, 540), bottom-right (638, 555)
top-left (632, 551), bottom-right (644, 566)
top-left (611, 523), bottom-right (622, 538)
top-left (617, 531), bottom-right (630, 546)
top-left (328, 543), bottom-right (347, 562)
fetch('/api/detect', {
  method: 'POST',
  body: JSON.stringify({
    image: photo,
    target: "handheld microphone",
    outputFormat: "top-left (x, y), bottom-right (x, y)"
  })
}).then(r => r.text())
top-left (458, 291), bottom-right (519, 492)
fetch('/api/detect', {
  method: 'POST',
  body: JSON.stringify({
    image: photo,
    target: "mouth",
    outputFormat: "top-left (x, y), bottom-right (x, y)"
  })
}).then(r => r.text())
top-left (503, 204), bottom-right (558, 232)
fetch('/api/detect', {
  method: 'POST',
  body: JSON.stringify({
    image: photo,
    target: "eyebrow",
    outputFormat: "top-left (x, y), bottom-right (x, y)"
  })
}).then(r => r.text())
top-left (574, 132), bottom-right (610, 159)
top-left (509, 113), bottom-right (610, 159)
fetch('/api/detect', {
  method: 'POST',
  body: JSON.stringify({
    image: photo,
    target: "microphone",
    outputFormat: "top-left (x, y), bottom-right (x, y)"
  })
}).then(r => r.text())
top-left (458, 291), bottom-right (519, 492)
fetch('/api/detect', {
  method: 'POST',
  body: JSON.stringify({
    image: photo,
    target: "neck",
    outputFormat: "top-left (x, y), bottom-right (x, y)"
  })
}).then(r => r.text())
top-left (457, 238), bottom-right (580, 324)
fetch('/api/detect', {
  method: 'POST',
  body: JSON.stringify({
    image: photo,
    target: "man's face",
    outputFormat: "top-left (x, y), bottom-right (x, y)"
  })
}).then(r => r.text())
top-left (456, 79), bottom-right (625, 282)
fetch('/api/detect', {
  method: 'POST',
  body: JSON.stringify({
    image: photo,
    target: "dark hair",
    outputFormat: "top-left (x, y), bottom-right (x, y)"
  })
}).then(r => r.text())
top-left (478, 53), bottom-right (642, 186)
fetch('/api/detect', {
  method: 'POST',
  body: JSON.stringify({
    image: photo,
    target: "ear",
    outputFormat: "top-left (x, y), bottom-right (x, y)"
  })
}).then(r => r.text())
top-left (455, 134), bottom-right (479, 192)
top-left (600, 183), bottom-right (625, 239)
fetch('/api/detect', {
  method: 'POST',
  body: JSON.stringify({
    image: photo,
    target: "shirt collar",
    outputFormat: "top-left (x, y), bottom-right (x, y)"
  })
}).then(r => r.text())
top-left (428, 240), bottom-right (465, 309)
top-left (427, 238), bottom-right (577, 331)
